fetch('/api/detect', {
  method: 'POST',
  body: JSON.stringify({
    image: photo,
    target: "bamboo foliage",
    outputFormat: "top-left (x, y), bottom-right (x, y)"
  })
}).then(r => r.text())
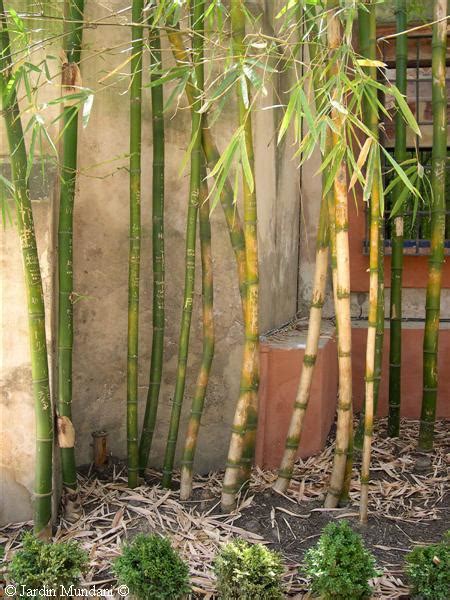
top-left (419, 0), bottom-right (448, 451)
top-left (127, 0), bottom-right (144, 489)
top-left (324, 2), bottom-right (353, 509)
top-left (58, 0), bottom-right (85, 521)
top-left (358, 1), bottom-right (382, 524)
top-left (180, 166), bottom-right (215, 500)
top-left (139, 23), bottom-right (165, 473)
top-left (388, 0), bottom-right (407, 438)
top-left (162, 0), bottom-right (204, 489)
top-left (222, 0), bottom-right (259, 511)
top-left (0, 0), bottom-right (53, 537)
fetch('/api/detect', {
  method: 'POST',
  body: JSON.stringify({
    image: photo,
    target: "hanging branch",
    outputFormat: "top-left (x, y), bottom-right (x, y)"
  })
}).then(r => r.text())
top-left (324, 1), bottom-right (353, 509)
top-left (127, 0), bottom-right (144, 489)
top-left (419, 0), bottom-right (448, 452)
top-left (57, 0), bottom-right (85, 521)
top-left (0, 0), bottom-right (53, 537)
top-left (221, 0), bottom-right (260, 511)
top-left (139, 19), bottom-right (165, 474)
top-left (358, 1), bottom-right (383, 525)
top-left (161, 0), bottom-right (204, 489)
top-left (180, 164), bottom-right (215, 500)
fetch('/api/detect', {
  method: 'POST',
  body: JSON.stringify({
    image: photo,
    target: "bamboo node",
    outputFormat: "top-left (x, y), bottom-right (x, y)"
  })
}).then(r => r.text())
top-left (303, 354), bottom-right (317, 366)
top-left (33, 490), bottom-right (53, 498)
top-left (294, 401), bottom-right (308, 410)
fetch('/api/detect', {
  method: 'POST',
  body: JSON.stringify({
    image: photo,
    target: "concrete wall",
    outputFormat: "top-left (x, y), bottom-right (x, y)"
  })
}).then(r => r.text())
top-left (0, 1), bottom-right (300, 524)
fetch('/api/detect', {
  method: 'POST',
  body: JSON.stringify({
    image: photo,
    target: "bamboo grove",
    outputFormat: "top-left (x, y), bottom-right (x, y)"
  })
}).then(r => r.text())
top-left (1, 0), bottom-right (448, 534)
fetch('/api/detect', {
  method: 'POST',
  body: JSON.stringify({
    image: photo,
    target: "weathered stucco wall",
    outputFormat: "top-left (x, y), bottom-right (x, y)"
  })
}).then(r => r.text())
top-left (1, 0), bottom-right (300, 524)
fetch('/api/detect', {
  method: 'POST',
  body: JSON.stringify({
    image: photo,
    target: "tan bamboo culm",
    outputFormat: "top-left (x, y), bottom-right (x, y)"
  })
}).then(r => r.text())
top-left (324, 2), bottom-right (353, 509)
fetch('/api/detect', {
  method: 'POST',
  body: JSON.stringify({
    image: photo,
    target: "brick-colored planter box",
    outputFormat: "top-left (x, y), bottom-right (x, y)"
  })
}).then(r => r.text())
top-left (256, 323), bottom-right (450, 470)
top-left (352, 324), bottom-right (450, 419)
top-left (255, 328), bottom-right (338, 469)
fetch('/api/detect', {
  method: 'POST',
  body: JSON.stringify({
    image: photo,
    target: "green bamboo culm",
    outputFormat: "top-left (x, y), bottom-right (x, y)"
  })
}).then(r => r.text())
top-left (138, 23), bottom-right (165, 474)
top-left (0, 0), bottom-right (53, 537)
top-left (161, 0), bottom-right (204, 489)
top-left (127, 0), bottom-right (144, 489)
top-left (388, 0), bottom-right (407, 438)
top-left (57, 0), bottom-right (85, 521)
top-left (419, 0), bottom-right (448, 451)
top-left (222, 0), bottom-right (260, 511)
top-left (180, 166), bottom-right (215, 500)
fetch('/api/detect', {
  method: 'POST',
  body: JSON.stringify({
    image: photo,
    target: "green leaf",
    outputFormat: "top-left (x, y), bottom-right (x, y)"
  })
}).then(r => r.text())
top-left (381, 146), bottom-right (419, 198)
top-left (240, 132), bottom-right (254, 193)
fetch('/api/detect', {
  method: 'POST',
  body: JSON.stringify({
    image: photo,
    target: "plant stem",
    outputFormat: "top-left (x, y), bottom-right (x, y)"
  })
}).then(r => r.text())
top-left (127, 0), bottom-right (144, 489)
top-left (324, 2), bottom-right (353, 509)
top-left (1, 0), bottom-right (53, 537)
top-left (274, 7), bottom-right (333, 494)
top-left (167, 30), bottom-right (247, 309)
top-left (388, 0), bottom-right (407, 438)
top-left (58, 0), bottom-right (84, 521)
top-left (180, 165), bottom-right (214, 500)
top-left (419, 0), bottom-right (447, 451)
top-left (221, 0), bottom-right (259, 511)
top-left (358, 1), bottom-right (381, 524)
top-left (161, 0), bottom-right (204, 489)
top-left (139, 22), bottom-right (165, 474)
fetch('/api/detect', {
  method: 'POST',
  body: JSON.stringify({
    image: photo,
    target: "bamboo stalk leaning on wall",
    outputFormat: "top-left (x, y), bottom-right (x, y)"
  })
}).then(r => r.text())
top-left (324, 0), bottom-right (353, 509)
top-left (180, 165), bottom-right (215, 500)
top-left (139, 15), bottom-right (165, 474)
top-left (388, 0), bottom-right (407, 438)
top-left (274, 6), bottom-right (332, 492)
top-left (221, 0), bottom-right (260, 512)
top-left (161, 0), bottom-right (205, 489)
top-left (57, 0), bottom-right (85, 521)
top-left (167, 29), bottom-right (247, 310)
top-left (419, 0), bottom-right (448, 452)
top-left (127, 0), bottom-right (144, 489)
top-left (358, 1), bottom-right (382, 525)
top-left (0, 0), bottom-right (53, 538)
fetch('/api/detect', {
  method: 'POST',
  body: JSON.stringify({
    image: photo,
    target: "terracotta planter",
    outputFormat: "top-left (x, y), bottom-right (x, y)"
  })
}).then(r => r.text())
top-left (256, 328), bottom-right (338, 469)
top-left (352, 323), bottom-right (450, 418)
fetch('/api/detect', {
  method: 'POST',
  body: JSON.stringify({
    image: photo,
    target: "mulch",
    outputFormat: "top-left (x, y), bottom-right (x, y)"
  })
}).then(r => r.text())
top-left (1, 418), bottom-right (448, 599)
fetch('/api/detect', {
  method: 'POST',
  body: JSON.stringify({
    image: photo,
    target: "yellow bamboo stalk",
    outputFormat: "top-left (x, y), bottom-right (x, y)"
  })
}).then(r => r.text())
top-left (324, 4), bottom-right (353, 509)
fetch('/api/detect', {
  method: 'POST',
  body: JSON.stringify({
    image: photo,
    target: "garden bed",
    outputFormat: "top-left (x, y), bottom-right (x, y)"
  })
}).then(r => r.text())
top-left (1, 419), bottom-right (448, 599)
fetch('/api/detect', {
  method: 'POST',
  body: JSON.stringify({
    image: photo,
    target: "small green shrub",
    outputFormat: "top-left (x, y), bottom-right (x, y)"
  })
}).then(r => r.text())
top-left (213, 538), bottom-right (284, 599)
top-left (303, 520), bottom-right (378, 599)
top-left (405, 532), bottom-right (450, 600)
top-left (113, 534), bottom-right (190, 600)
top-left (8, 533), bottom-right (88, 597)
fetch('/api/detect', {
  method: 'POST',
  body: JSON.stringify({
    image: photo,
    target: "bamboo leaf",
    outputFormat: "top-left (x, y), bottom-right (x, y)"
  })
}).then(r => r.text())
top-left (82, 93), bottom-right (94, 128)
top-left (381, 145), bottom-right (419, 198)
top-left (390, 85), bottom-right (421, 137)
top-left (356, 58), bottom-right (386, 68)
top-left (277, 87), bottom-right (298, 144)
top-left (240, 74), bottom-right (249, 109)
top-left (349, 136), bottom-right (372, 191)
top-left (389, 172), bottom-right (418, 219)
top-left (240, 132), bottom-right (254, 193)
